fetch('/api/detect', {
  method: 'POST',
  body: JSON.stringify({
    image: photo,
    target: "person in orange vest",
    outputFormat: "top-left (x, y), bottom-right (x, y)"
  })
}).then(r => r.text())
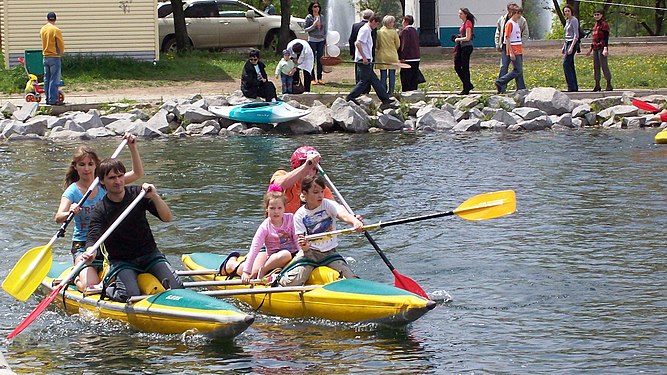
top-left (40, 11), bottom-right (65, 105)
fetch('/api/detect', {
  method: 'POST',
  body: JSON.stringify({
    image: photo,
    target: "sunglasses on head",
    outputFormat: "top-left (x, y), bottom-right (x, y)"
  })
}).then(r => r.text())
top-left (249, 57), bottom-right (258, 60)
top-left (313, 5), bottom-right (320, 8)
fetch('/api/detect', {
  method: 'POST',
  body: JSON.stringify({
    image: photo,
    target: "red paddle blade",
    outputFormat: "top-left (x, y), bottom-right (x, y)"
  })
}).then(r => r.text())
top-left (632, 99), bottom-right (660, 113)
top-left (7, 283), bottom-right (64, 339)
top-left (393, 270), bottom-right (429, 299)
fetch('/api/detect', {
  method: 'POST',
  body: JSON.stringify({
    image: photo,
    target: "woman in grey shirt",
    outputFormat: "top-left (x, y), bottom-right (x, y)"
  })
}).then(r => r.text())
top-left (561, 5), bottom-right (579, 92)
top-left (304, 2), bottom-right (326, 85)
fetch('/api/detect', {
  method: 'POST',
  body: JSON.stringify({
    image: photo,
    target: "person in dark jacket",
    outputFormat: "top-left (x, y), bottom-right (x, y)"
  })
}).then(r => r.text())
top-left (399, 15), bottom-right (423, 92)
top-left (241, 49), bottom-right (277, 101)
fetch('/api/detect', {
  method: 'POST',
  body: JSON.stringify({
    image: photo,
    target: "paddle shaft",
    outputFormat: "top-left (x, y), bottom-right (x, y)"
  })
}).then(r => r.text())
top-left (305, 210), bottom-right (456, 241)
top-left (57, 139), bottom-right (128, 238)
top-left (127, 285), bottom-right (320, 303)
top-left (7, 189), bottom-right (146, 339)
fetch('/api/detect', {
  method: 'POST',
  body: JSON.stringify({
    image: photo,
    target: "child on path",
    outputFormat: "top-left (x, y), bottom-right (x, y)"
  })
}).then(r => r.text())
top-left (495, 7), bottom-right (525, 94)
top-left (278, 175), bottom-right (363, 287)
top-left (275, 49), bottom-right (296, 95)
top-left (586, 9), bottom-right (612, 91)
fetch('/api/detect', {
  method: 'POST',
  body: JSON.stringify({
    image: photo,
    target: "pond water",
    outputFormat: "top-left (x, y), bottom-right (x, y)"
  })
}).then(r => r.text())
top-left (0, 129), bottom-right (665, 373)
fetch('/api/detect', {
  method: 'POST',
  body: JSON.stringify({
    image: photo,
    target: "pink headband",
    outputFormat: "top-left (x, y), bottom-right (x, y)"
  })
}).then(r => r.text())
top-left (267, 184), bottom-right (283, 193)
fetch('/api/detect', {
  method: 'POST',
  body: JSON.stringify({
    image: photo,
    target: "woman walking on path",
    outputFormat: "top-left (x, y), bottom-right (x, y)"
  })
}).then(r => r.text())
top-left (453, 8), bottom-right (476, 95)
top-left (562, 5), bottom-right (579, 92)
top-left (376, 15), bottom-right (401, 96)
top-left (586, 9), bottom-right (612, 91)
top-left (304, 2), bottom-right (326, 85)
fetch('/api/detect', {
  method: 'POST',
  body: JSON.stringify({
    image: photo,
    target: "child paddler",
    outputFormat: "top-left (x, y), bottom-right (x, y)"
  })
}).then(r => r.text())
top-left (82, 158), bottom-right (183, 302)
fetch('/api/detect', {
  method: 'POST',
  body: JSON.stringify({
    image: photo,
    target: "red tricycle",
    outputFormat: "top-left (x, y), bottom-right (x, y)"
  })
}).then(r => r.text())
top-left (18, 49), bottom-right (65, 104)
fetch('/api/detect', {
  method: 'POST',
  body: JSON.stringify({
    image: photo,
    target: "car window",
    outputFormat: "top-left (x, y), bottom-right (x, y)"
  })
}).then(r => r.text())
top-left (158, 4), bottom-right (173, 18)
top-left (218, 2), bottom-right (257, 17)
top-left (185, 3), bottom-right (219, 18)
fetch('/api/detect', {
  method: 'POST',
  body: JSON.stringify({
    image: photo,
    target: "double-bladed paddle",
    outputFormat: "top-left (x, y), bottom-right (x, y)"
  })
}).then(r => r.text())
top-left (632, 99), bottom-right (661, 113)
top-left (2, 139), bottom-right (128, 302)
top-left (306, 190), bottom-right (517, 241)
top-left (316, 165), bottom-right (430, 299)
top-left (6, 189), bottom-right (147, 339)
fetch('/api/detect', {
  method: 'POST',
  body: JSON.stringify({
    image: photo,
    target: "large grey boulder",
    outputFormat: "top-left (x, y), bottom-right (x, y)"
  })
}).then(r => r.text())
top-left (590, 96), bottom-right (625, 110)
top-left (179, 105), bottom-right (218, 124)
top-left (299, 104), bottom-right (333, 132)
top-left (106, 119), bottom-right (140, 135)
top-left (12, 102), bottom-right (39, 122)
top-left (275, 119), bottom-right (323, 135)
top-left (86, 127), bottom-right (116, 138)
top-left (132, 123), bottom-right (165, 138)
top-left (227, 91), bottom-right (254, 106)
top-left (523, 87), bottom-right (574, 115)
top-left (518, 115), bottom-right (553, 131)
top-left (49, 126), bottom-right (90, 140)
top-left (572, 104), bottom-right (592, 118)
top-left (487, 95), bottom-right (516, 111)
top-left (65, 120), bottom-right (86, 133)
top-left (241, 127), bottom-right (265, 136)
top-left (597, 105), bottom-right (638, 120)
top-left (453, 118), bottom-right (481, 132)
top-left (492, 109), bottom-right (519, 125)
top-left (72, 111), bottom-right (104, 130)
top-left (376, 114), bottom-right (404, 131)
top-left (145, 109), bottom-right (171, 133)
top-left (101, 113), bottom-right (138, 126)
top-left (415, 107), bottom-right (457, 131)
top-left (455, 96), bottom-right (480, 111)
top-left (1, 102), bottom-right (18, 117)
top-left (331, 98), bottom-right (368, 133)
top-left (400, 90), bottom-right (426, 102)
top-left (512, 107), bottom-right (545, 120)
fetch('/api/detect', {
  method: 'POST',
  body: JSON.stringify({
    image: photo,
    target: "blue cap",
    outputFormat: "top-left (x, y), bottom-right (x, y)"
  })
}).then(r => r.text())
top-left (282, 49), bottom-right (290, 55)
top-left (47, 12), bottom-right (57, 20)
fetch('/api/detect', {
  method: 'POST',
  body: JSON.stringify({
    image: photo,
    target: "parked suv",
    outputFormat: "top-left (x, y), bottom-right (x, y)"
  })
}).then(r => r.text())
top-left (158, 0), bottom-right (306, 53)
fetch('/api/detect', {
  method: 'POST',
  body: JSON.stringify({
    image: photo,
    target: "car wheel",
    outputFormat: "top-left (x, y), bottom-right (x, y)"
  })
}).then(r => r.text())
top-left (263, 31), bottom-right (279, 52)
top-left (264, 31), bottom-right (297, 54)
top-left (163, 36), bottom-right (191, 53)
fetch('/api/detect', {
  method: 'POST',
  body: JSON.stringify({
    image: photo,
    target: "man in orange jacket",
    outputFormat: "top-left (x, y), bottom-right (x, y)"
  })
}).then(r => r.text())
top-left (40, 12), bottom-right (65, 105)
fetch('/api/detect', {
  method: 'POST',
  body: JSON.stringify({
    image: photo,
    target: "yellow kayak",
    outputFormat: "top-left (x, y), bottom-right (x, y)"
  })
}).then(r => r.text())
top-left (182, 252), bottom-right (435, 325)
top-left (42, 261), bottom-right (254, 339)
top-left (655, 130), bottom-right (667, 144)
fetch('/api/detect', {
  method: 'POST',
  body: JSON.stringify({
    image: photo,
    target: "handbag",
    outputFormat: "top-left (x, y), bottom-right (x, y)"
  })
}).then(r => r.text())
top-left (291, 70), bottom-right (305, 94)
top-left (416, 69), bottom-right (426, 85)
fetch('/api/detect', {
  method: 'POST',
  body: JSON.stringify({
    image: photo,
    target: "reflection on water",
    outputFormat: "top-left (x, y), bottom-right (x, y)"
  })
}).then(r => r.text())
top-left (1, 129), bottom-right (666, 373)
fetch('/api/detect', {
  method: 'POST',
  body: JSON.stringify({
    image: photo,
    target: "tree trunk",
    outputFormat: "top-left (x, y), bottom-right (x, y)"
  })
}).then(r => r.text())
top-left (170, 0), bottom-right (190, 53)
top-left (279, 0), bottom-right (292, 53)
top-left (655, 0), bottom-right (666, 36)
top-left (553, 0), bottom-right (565, 25)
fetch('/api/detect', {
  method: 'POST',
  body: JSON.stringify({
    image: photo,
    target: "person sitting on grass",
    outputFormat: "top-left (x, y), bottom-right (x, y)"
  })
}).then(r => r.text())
top-left (241, 49), bottom-right (277, 102)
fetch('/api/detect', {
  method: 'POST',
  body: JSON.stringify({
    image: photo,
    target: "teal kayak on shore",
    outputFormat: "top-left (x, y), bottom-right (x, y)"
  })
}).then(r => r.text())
top-left (209, 101), bottom-right (309, 124)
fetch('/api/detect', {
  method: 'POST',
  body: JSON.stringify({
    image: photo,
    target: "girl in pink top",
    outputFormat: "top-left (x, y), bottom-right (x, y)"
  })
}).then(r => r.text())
top-left (241, 186), bottom-right (300, 283)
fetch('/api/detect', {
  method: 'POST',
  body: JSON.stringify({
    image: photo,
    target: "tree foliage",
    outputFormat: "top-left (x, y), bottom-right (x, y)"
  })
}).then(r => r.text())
top-left (551, 0), bottom-right (666, 36)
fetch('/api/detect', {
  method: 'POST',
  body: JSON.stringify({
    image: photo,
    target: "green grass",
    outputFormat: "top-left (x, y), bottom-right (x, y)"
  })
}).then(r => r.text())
top-left (1, 50), bottom-right (666, 95)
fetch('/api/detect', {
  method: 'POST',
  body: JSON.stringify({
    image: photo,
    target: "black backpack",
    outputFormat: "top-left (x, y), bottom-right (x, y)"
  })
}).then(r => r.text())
top-left (575, 25), bottom-right (586, 53)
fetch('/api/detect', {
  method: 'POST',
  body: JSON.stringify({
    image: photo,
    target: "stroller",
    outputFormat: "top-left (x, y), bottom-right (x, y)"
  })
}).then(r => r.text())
top-left (18, 49), bottom-right (64, 104)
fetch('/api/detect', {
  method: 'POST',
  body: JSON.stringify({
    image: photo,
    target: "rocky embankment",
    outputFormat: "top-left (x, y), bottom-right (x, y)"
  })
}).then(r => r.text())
top-left (1, 87), bottom-right (666, 140)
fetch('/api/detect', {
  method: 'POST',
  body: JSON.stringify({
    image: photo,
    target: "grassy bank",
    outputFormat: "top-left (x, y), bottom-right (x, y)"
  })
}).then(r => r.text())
top-left (1, 50), bottom-right (666, 95)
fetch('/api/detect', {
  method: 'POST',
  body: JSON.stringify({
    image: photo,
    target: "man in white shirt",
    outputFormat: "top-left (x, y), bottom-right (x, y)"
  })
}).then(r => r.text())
top-left (345, 16), bottom-right (391, 109)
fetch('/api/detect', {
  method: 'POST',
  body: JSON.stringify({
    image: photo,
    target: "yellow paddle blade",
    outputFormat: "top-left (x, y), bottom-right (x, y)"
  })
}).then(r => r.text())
top-left (453, 190), bottom-right (516, 221)
top-left (2, 244), bottom-right (53, 301)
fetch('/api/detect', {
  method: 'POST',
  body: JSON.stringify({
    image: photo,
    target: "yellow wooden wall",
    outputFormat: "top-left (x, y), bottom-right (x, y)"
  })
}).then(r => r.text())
top-left (1, 0), bottom-right (158, 68)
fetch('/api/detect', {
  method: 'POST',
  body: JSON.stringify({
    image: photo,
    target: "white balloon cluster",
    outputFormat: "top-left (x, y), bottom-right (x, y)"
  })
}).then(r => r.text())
top-left (326, 31), bottom-right (341, 57)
